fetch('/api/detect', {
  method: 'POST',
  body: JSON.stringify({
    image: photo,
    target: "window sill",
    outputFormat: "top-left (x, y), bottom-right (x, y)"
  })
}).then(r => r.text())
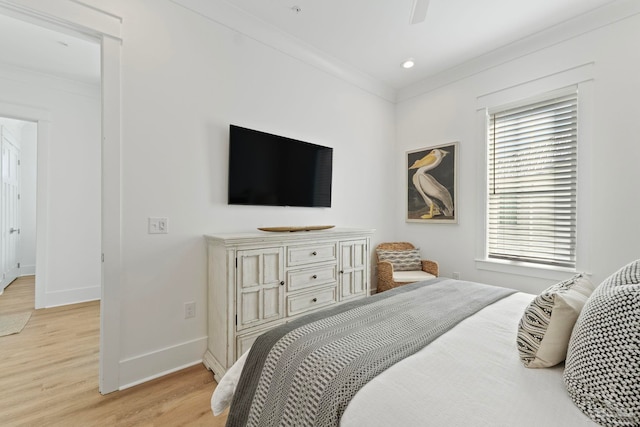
top-left (475, 258), bottom-right (583, 281)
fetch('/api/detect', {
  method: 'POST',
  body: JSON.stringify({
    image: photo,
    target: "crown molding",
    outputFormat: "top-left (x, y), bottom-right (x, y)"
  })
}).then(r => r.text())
top-left (397, 0), bottom-right (640, 102)
top-left (0, 0), bottom-right (121, 40)
top-left (170, 0), bottom-right (397, 103)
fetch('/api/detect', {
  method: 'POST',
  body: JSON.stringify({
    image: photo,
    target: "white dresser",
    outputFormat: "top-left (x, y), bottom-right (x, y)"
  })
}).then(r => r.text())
top-left (203, 228), bottom-right (373, 381)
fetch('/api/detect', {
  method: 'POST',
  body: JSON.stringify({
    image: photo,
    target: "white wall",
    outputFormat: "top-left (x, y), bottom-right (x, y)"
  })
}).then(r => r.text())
top-left (69, 0), bottom-right (396, 387)
top-left (0, 64), bottom-right (101, 305)
top-left (396, 10), bottom-right (640, 293)
top-left (19, 121), bottom-right (37, 274)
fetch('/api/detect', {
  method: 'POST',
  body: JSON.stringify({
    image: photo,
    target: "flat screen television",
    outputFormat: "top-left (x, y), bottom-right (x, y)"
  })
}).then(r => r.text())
top-left (228, 125), bottom-right (333, 207)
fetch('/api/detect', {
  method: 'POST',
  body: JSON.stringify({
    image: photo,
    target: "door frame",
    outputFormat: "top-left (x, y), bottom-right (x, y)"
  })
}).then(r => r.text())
top-left (0, 104), bottom-right (51, 307)
top-left (0, 1), bottom-right (123, 394)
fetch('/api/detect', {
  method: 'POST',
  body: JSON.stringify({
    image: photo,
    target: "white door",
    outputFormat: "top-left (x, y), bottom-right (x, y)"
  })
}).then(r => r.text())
top-left (1, 125), bottom-right (21, 291)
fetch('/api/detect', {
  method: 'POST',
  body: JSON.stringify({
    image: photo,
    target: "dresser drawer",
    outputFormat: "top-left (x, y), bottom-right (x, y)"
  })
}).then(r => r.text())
top-left (287, 265), bottom-right (337, 292)
top-left (287, 243), bottom-right (337, 266)
top-left (287, 286), bottom-right (337, 317)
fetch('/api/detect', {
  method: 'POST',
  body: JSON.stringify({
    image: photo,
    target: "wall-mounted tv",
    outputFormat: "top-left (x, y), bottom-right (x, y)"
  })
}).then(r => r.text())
top-left (228, 125), bottom-right (333, 208)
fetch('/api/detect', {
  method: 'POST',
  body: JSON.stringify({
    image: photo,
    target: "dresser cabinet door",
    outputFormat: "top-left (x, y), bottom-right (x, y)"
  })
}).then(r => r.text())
top-left (236, 247), bottom-right (284, 330)
top-left (339, 239), bottom-right (368, 300)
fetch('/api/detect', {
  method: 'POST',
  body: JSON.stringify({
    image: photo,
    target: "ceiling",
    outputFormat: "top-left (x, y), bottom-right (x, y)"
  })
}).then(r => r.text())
top-left (0, 13), bottom-right (100, 85)
top-left (223, 0), bottom-right (617, 89)
top-left (0, 0), bottom-right (618, 90)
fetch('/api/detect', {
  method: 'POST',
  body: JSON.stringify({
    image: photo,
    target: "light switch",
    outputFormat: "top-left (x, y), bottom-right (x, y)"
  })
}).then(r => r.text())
top-left (148, 217), bottom-right (168, 234)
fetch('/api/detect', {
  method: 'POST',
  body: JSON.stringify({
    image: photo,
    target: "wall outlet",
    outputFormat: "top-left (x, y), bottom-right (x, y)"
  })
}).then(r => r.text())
top-left (148, 217), bottom-right (168, 234)
top-left (452, 272), bottom-right (461, 279)
top-left (184, 301), bottom-right (196, 319)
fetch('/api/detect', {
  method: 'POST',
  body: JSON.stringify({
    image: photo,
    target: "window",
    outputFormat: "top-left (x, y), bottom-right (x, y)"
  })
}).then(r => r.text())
top-left (487, 91), bottom-right (577, 268)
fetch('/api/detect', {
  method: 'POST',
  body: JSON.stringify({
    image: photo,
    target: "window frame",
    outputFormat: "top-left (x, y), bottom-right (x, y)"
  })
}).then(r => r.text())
top-left (474, 66), bottom-right (593, 280)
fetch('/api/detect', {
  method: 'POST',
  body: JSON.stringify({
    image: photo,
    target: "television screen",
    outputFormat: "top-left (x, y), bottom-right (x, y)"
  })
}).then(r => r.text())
top-left (228, 125), bottom-right (333, 207)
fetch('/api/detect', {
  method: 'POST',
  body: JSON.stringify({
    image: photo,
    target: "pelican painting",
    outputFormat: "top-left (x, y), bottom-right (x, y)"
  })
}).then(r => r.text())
top-left (407, 143), bottom-right (457, 223)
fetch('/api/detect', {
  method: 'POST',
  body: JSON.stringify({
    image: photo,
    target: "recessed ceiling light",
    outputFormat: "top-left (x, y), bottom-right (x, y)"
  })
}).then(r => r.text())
top-left (402, 58), bottom-right (415, 69)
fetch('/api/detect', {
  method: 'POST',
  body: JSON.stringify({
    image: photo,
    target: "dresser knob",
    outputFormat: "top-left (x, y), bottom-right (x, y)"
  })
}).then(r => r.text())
top-left (312, 274), bottom-right (317, 279)
top-left (280, 281), bottom-right (285, 286)
top-left (312, 251), bottom-right (317, 256)
top-left (312, 298), bottom-right (317, 303)
top-left (339, 270), bottom-right (344, 274)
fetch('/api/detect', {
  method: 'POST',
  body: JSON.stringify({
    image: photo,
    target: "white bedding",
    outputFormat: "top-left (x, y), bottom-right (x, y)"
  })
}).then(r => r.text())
top-left (212, 292), bottom-right (597, 426)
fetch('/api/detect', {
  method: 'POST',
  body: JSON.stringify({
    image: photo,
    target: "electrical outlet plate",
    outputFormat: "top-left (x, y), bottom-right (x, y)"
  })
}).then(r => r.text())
top-left (184, 302), bottom-right (196, 319)
top-left (452, 272), bottom-right (461, 279)
top-left (148, 217), bottom-right (168, 234)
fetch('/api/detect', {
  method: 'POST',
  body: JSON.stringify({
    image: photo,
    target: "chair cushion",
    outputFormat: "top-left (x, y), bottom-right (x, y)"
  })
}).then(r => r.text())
top-left (564, 259), bottom-right (640, 426)
top-left (377, 249), bottom-right (422, 271)
top-left (516, 273), bottom-right (595, 368)
top-left (392, 270), bottom-right (435, 283)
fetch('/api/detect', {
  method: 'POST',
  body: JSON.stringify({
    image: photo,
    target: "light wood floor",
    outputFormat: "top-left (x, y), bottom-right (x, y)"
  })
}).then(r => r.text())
top-left (0, 276), bottom-right (229, 426)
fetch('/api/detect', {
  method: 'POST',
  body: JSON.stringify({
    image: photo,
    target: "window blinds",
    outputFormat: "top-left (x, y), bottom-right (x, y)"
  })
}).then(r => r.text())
top-left (488, 92), bottom-right (577, 268)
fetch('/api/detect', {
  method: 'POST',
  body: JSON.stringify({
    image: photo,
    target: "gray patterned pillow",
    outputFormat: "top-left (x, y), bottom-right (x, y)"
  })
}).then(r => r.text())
top-left (376, 249), bottom-right (422, 271)
top-left (516, 273), bottom-right (595, 368)
top-left (564, 260), bottom-right (640, 427)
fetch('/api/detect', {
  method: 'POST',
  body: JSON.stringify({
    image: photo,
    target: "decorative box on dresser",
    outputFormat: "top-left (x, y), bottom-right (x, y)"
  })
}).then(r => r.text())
top-left (203, 227), bottom-right (374, 381)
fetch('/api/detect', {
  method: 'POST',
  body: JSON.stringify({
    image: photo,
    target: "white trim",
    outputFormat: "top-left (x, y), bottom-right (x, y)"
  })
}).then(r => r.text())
top-left (476, 63), bottom-right (593, 110)
top-left (99, 35), bottom-right (122, 394)
top-left (118, 336), bottom-right (208, 390)
top-left (475, 66), bottom-right (594, 280)
top-left (398, 0), bottom-right (640, 102)
top-left (0, 0), bottom-right (121, 40)
top-left (475, 258), bottom-right (588, 281)
top-left (169, 0), bottom-right (396, 103)
top-left (18, 264), bottom-right (35, 276)
top-left (44, 285), bottom-right (100, 308)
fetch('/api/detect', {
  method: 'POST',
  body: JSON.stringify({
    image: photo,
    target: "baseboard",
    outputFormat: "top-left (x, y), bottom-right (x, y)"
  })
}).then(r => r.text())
top-left (19, 265), bottom-right (36, 276)
top-left (118, 336), bottom-right (208, 390)
top-left (45, 285), bottom-right (101, 308)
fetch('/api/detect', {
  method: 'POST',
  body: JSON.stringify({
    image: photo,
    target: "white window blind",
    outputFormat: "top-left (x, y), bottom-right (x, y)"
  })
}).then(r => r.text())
top-left (488, 92), bottom-right (577, 268)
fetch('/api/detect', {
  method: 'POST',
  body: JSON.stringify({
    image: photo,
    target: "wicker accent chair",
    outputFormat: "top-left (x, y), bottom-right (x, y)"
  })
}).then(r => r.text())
top-left (376, 242), bottom-right (439, 293)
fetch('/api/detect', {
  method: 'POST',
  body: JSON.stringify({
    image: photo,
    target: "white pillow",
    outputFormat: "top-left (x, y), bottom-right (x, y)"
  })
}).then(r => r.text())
top-left (516, 273), bottom-right (595, 368)
top-left (211, 350), bottom-right (249, 415)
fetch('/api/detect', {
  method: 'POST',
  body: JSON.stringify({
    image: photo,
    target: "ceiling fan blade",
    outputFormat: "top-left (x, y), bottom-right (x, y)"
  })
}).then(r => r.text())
top-left (410, 0), bottom-right (430, 24)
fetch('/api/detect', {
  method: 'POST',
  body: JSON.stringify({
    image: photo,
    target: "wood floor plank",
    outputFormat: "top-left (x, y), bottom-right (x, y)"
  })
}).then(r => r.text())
top-left (0, 276), bottom-right (229, 426)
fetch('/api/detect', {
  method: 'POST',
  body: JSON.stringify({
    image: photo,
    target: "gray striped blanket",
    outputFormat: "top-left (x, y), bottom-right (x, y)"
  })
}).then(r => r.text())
top-left (226, 278), bottom-right (515, 427)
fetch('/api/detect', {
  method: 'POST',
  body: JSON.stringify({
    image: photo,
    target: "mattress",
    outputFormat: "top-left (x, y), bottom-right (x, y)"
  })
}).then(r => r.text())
top-left (213, 291), bottom-right (598, 426)
top-left (341, 292), bottom-right (597, 427)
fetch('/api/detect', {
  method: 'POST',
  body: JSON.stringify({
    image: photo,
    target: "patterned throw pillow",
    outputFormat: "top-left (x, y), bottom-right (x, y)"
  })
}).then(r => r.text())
top-left (516, 273), bottom-right (595, 368)
top-left (376, 249), bottom-right (422, 271)
top-left (564, 260), bottom-right (640, 427)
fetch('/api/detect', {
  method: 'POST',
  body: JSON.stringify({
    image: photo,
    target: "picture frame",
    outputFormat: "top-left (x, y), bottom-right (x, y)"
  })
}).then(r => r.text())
top-left (406, 142), bottom-right (458, 223)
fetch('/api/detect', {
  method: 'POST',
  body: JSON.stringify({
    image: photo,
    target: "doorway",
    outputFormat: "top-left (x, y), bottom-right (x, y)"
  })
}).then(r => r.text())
top-left (0, 118), bottom-right (36, 297)
top-left (0, 1), bottom-right (123, 394)
top-left (0, 0), bottom-right (122, 394)
top-left (0, 13), bottom-right (101, 310)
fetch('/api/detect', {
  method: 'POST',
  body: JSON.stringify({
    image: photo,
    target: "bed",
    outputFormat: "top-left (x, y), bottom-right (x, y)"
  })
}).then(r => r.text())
top-left (211, 268), bottom-right (640, 427)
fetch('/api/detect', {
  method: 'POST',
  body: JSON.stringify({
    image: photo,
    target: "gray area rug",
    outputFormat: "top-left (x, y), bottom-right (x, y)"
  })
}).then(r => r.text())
top-left (0, 311), bottom-right (32, 337)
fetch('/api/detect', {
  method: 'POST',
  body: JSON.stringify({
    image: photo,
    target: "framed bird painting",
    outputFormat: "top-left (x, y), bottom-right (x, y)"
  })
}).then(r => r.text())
top-left (406, 142), bottom-right (458, 223)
